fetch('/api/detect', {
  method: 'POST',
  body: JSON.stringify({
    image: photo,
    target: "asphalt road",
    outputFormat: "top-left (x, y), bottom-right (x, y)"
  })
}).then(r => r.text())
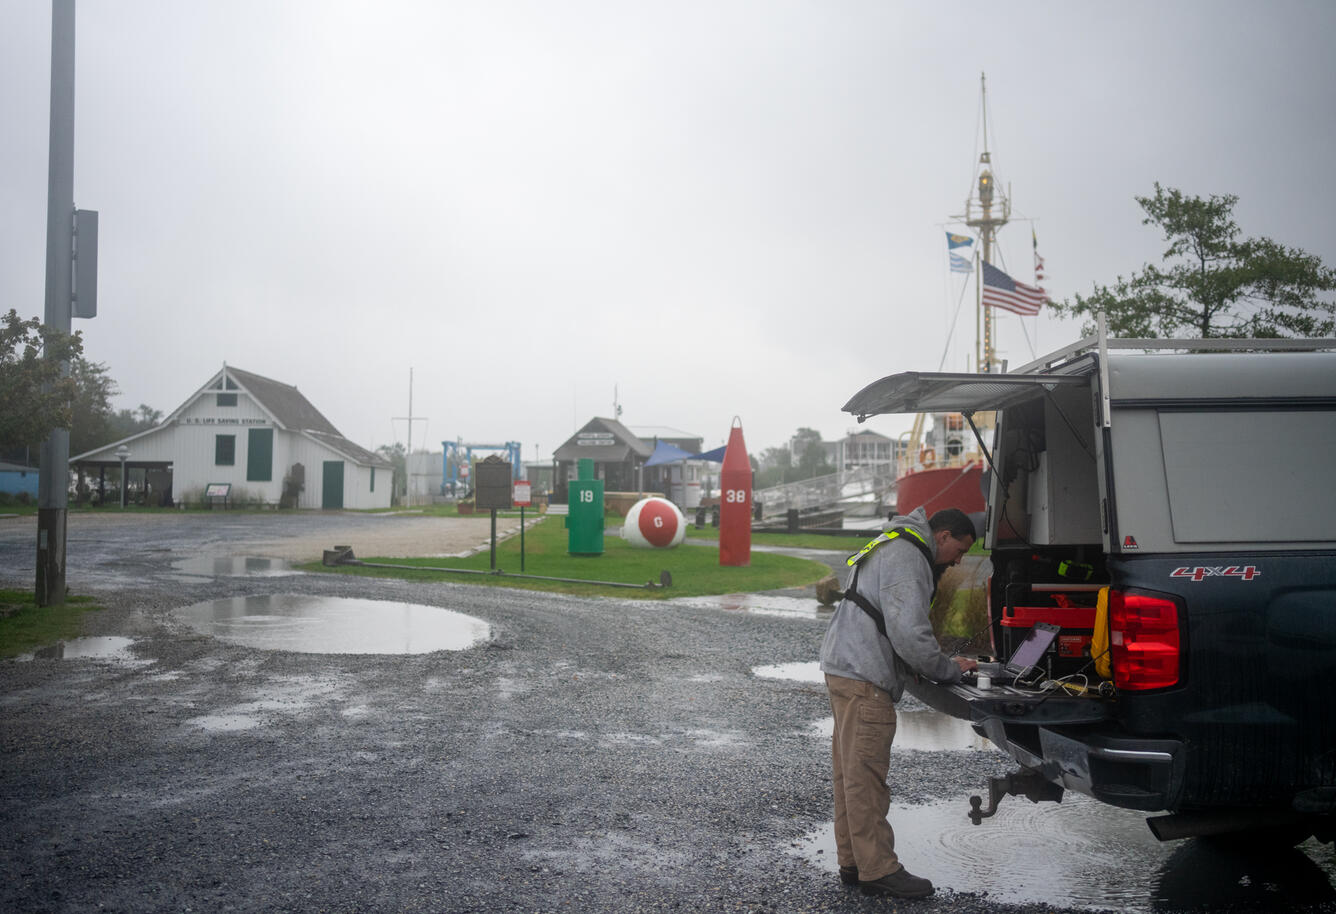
top-left (1, 512), bottom-right (1332, 914)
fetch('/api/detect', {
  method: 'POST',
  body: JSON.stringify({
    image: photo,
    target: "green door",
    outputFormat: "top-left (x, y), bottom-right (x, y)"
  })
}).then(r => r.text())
top-left (322, 461), bottom-right (344, 509)
top-left (246, 428), bottom-right (273, 481)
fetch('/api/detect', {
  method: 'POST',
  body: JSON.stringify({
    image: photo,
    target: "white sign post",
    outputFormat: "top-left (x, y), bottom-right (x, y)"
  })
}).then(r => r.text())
top-left (513, 480), bottom-right (532, 570)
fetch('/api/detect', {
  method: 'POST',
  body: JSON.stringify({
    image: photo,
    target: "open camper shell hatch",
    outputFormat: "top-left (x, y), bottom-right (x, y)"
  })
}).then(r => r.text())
top-left (842, 325), bottom-right (1336, 842)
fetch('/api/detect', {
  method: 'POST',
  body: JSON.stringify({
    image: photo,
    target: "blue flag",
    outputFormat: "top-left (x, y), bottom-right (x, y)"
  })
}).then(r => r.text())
top-left (950, 251), bottom-right (973, 274)
top-left (946, 232), bottom-right (973, 250)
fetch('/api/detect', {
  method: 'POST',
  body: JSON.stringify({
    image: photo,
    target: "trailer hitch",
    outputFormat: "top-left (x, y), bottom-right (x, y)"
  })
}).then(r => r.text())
top-left (968, 768), bottom-right (1064, 824)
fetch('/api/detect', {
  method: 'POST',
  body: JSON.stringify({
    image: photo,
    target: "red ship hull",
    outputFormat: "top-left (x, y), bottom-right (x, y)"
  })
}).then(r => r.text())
top-left (895, 463), bottom-right (986, 517)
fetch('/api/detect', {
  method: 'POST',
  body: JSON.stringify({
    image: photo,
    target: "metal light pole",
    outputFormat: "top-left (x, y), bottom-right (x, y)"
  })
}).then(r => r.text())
top-left (115, 445), bottom-right (130, 508)
top-left (36, 0), bottom-right (76, 606)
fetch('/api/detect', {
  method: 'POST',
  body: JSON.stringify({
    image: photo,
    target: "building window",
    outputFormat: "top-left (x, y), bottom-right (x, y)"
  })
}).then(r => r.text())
top-left (215, 435), bottom-right (235, 466)
top-left (217, 393), bottom-right (237, 407)
top-left (247, 428), bottom-right (273, 482)
top-left (370, 467), bottom-right (376, 492)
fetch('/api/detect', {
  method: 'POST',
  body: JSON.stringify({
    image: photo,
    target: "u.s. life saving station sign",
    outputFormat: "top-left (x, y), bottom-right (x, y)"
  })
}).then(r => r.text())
top-left (178, 417), bottom-right (269, 426)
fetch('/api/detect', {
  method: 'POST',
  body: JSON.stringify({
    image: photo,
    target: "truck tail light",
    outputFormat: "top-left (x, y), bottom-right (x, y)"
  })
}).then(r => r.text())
top-left (1108, 590), bottom-right (1181, 690)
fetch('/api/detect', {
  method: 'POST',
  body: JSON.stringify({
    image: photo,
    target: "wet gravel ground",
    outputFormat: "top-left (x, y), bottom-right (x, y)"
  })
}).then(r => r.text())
top-left (1, 512), bottom-right (1332, 914)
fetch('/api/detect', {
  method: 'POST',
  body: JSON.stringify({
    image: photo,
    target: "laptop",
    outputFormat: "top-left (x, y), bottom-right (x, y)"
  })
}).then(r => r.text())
top-left (968, 621), bottom-right (1061, 687)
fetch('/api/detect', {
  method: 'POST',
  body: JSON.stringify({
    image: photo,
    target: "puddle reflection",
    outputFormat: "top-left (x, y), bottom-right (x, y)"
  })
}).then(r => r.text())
top-left (674, 593), bottom-right (827, 619)
top-left (793, 794), bottom-right (1336, 911)
top-left (752, 661), bottom-right (823, 684)
top-left (174, 595), bottom-right (490, 654)
top-left (805, 711), bottom-right (992, 752)
top-left (17, 636), bottom-right (139, 662)
top-left (172, 555), bottom-right (298, 578)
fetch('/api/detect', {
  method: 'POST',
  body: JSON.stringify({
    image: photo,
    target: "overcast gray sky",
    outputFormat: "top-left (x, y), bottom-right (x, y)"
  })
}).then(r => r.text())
top-left (4, 1), bottom-right (1334, 463)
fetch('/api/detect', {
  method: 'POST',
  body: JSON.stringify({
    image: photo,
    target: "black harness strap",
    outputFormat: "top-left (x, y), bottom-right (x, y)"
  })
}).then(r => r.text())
top-left (841, 528), bottom-right (936, 638)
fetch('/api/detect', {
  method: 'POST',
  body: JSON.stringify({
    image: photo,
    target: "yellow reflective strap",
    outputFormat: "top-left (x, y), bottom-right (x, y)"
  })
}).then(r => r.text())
top-left (900, 528), bottom-right (928, 547)
top-left (845, 529), bottom-right (910, 567)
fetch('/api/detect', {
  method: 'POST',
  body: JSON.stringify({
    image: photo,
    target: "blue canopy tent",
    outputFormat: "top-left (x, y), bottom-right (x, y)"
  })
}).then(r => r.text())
top-left (644, 440), bottom-right (696, 467)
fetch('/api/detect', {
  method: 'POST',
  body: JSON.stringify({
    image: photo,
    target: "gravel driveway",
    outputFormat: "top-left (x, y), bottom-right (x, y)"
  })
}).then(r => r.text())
top-left (1, 512), bottom-right (1332, 913)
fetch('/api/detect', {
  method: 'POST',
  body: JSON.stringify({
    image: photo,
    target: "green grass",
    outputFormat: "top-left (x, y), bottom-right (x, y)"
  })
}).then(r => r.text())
top-left (687, 524), bottom-right (990, 556)
top-left (0, 589), bottom-right (102, 658)
top-left (303, 515), bottom-right (831, 600)
top-left (683, 524), bottom-right (868, 551)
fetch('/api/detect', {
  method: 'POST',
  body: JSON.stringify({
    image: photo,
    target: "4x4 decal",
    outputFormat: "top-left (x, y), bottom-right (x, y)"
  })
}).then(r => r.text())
top-left (1170, 565), bottom-right (1261, 582)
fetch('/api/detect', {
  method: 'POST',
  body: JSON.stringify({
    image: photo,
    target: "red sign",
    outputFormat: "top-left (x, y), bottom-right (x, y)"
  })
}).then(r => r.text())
top-left (513, 480), bottom-right (532, 507)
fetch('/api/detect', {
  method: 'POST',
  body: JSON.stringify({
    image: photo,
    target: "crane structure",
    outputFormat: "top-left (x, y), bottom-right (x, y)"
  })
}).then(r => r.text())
top-left (442, 440), bottom-right (522, 494)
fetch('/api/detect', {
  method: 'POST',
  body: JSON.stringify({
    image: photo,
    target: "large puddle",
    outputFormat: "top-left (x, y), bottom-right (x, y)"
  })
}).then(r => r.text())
top-left (793, 794), bottom-right (1336, 911)
top-left (174, 595), bottom-right (490, 654)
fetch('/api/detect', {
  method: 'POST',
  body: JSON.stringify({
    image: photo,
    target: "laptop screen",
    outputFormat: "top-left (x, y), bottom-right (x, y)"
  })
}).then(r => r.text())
top-left (1006, 622), bottom-right (1060, 675)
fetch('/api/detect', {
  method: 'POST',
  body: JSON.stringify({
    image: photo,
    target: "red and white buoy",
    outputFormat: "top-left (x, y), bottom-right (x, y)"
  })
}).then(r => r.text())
top-left (622, 497), bottom-right (685, 549)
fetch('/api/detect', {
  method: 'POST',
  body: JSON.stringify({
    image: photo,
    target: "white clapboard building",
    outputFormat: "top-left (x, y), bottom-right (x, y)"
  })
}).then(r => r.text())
top-left (72, 365), bottom-right (392, 509)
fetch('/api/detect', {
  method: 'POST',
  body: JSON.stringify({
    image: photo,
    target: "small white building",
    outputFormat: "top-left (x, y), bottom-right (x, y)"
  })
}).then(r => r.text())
top-left (72, 365), bottom-right (393, 510)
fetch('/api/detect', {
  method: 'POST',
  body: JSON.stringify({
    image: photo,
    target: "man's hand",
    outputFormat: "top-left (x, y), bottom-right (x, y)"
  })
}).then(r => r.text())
top-left (953, 656), bottom-right (978, 673)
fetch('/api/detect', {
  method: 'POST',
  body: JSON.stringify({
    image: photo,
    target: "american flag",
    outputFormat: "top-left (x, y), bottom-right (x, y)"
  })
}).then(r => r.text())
top-left (982, 260), bottom-right (1047, 316)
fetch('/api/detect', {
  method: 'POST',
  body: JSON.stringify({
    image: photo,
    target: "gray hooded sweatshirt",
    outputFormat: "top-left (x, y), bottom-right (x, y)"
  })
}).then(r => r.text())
top-left (818, 507), bottom-right (961, 699)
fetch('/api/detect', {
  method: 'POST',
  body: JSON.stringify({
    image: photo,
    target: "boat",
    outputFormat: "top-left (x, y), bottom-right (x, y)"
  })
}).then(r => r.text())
top-left (894, 413), bottom-right (987, 517)
top-left (892, 73), bottom-right (1038, 519)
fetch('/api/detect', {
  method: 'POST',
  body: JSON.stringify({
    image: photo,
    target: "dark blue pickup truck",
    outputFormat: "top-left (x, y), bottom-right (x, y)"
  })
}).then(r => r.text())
top-left (843, 326), bottom-right (1336, 845)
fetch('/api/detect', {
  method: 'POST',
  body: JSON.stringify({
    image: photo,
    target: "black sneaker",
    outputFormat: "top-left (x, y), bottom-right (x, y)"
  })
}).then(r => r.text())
top-left (839, 865), bottom-right (859, 886)
top-left (859, 867), bottom-right (934, 899)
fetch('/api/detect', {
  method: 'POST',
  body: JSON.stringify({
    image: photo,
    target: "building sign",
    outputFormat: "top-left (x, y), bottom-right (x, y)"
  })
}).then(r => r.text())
top-left (474, 455), bottom-right (513, 510)
top-left (179, 417), bottom-right (269, 426)
top-left (577, 432), bottom-right (616, 446)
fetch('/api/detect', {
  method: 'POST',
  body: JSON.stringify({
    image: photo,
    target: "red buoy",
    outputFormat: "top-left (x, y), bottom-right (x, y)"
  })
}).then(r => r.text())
top-left (719, 418), bottom-right (751, 567)
top-left (622, 497), bottom-right (684, 549)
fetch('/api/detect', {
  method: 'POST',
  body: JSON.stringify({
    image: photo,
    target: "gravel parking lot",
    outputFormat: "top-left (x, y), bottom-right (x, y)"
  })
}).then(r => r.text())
top-left (1, 512), bottom-right (1332, 913)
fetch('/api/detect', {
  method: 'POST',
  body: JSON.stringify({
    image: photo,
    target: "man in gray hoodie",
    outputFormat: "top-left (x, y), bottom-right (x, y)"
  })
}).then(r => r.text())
top-left (818, 506), bottom-right (978, 899)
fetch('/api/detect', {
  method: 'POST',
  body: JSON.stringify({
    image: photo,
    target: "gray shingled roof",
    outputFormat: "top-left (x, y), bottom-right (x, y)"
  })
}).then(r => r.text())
top-left (553, 417), bottom-right (653, 463)
top-left (226, 367), bottom-right (341, 436)
top-left (225, 367), bottom-right (391, 468)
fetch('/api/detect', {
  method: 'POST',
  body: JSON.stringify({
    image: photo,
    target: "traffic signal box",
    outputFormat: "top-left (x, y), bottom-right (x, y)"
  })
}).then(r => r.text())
top-left (566, 458), bottom-right (604, 555)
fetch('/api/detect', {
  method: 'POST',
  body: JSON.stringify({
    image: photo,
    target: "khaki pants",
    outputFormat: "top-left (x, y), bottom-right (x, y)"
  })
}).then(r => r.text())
top-left (826, 672), bottom-right (900, 881)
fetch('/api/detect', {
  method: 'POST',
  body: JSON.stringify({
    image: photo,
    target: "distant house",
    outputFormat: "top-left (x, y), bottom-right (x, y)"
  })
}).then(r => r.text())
top-left (552, 417), bottom-right (652, 500)
top-left (0, 461), bottom-right (40, 500)
top-left (838, 429), bottom-right (898, 469)
top-left (71, 365), bottom-right (392, 509)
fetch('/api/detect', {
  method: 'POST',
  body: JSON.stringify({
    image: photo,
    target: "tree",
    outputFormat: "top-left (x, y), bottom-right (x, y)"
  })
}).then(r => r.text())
top-left (376, 443), bottom-right (406, 506)
top-left (66, 358), bottom-right (118, 456)
top-left (0, 309), bottom-right (83, 455)
top-left (106, 404), bottom-right (163, 443)
top-left (791, 427), bottom-right (834, 480)
top-left (1051, 184), bottom-right (1336, 339)
top-left (754, 446), bottom-right (791, 489)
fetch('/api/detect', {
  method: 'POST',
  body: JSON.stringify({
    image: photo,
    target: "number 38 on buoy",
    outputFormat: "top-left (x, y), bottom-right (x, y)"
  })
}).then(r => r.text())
top-left (719, 417), bottom-right (751, 567)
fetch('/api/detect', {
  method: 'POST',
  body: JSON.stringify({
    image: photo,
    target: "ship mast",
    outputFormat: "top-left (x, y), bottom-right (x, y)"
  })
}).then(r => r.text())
top-left (961, 72), bottom-right (1010, 373)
